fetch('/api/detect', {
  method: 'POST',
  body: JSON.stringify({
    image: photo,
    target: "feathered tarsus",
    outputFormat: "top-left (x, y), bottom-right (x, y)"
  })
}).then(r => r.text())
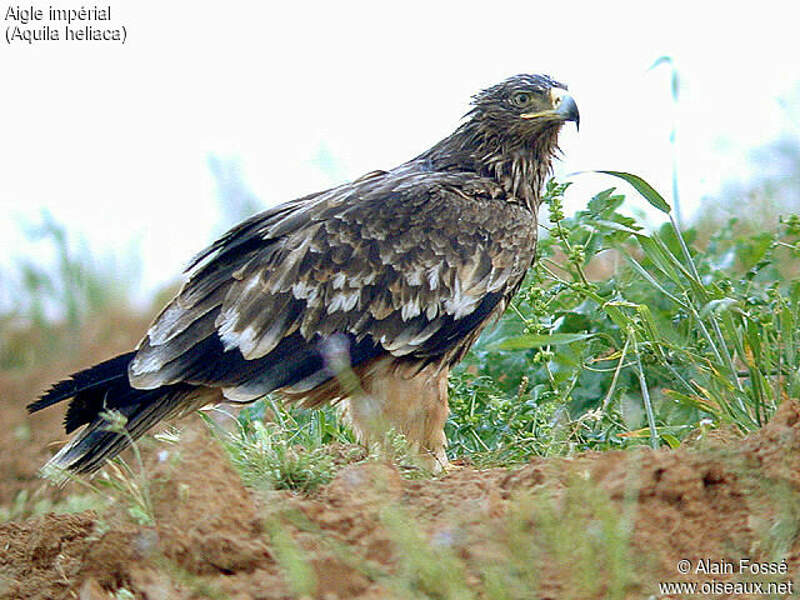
top-left (31, 74), bottom-right (579, 474)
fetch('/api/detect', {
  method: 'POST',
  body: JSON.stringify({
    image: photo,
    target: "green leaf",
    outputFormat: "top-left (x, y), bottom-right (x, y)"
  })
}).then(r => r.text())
top-left (663, 390), bottom-right (720, 416)
top-left (781, 306), bottom-right (796, 366)
top-left (636, 235), bottom-right (682, 284)
top-left (626, 255), bottom-right (686, 308)
top-left (491, 333), bottom-right (593, 350)
top-left (637, 305), bottom-right (669, 361)
top-left (595, 171), bottom-right (672, 214)
top-left (593, 219), bottom-right (644, 237)
top-left (587, 188), bottom-right (625, 215)
top-left (661, 433), bottom-right (681, 449)
top-left (602, 303), bottom-right (634, 331)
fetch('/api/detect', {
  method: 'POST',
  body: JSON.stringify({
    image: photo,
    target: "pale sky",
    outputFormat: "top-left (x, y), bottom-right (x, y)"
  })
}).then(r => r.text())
top-left (2, 0), bottom-right (799, 307)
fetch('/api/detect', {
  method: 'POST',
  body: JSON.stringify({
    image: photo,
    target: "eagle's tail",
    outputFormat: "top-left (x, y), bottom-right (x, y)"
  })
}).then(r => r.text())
top-left (28, 352), bottom-right (205, 477)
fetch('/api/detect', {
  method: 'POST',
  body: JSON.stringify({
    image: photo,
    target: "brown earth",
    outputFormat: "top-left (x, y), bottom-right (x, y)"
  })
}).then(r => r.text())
top-left (2, 327), bottom-right (800, 598)
top-left (0, 310), bottom-right (153, 510)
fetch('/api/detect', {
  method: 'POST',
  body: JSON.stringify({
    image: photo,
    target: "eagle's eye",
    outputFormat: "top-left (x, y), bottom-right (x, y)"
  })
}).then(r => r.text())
top-left (511, 92), bottom-right (532, 107)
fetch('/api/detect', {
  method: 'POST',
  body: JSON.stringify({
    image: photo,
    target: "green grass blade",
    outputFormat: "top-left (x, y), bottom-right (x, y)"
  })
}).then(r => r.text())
top-left (595, 171), bottom-right (672, 214)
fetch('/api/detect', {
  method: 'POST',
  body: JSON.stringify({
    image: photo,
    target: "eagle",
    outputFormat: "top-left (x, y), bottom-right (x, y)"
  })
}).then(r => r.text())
top-left (29, 74), bottom-right (579, 474)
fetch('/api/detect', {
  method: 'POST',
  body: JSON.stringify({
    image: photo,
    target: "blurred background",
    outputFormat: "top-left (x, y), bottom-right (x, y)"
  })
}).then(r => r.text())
top-left (0, 0), bottom-right (798, 345)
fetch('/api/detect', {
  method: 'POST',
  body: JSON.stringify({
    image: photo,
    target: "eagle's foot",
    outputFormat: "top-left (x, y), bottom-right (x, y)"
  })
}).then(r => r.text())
top-left (415, 445), bottom-right (451, 475)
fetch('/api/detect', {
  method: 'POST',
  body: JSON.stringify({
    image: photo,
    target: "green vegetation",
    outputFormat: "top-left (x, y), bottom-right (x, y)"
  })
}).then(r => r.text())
top-left (214, 402), bottom-right (346, 493)
top-left (0, 488), bottom-right (102, 523)
top-left (451, 175), bottom-right (800, 465)
top-left (213, 397), bottom-right (433, 492)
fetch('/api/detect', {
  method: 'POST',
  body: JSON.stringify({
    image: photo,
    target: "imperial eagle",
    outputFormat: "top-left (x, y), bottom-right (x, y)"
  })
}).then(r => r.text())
top-left (30, 74), bottom-right (579, 473)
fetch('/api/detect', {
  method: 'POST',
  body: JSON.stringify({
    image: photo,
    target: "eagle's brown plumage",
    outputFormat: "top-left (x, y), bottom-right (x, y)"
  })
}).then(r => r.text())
top-left (30, 74), bottom-right (579, 474)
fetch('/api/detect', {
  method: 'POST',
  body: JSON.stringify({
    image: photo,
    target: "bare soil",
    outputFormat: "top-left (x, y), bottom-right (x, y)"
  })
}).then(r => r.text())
top-left (2, 335), bottom-right (800, 598)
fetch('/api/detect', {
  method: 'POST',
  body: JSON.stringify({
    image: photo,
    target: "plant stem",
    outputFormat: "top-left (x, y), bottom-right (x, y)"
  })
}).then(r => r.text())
top-left (633, 335), bottom-right (659, 449)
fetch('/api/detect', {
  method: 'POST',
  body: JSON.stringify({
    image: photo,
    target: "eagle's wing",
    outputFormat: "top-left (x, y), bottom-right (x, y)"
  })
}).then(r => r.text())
top-left (128, 170), bottom-right (536, 401)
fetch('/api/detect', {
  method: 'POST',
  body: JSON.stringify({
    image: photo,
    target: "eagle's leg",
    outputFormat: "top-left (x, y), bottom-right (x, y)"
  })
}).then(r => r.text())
top-left (344, 359), bottom-right (450, 472)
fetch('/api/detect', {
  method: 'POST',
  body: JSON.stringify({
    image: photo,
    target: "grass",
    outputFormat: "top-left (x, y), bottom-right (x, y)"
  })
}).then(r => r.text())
top-left (494, 476), bottom-right (637, 600)
top-left (210, 397), bottom-right (432, 493)
top-left (36, 409), bottom-right (159, 526)
top-left (95, 409), bottom-right (157, 525)
top-left (450, 176), bottom-right (800, 467)
top-left (216, 411), bottom-right (341, 493)
top-left (0, 488), bottom-right (104, 524)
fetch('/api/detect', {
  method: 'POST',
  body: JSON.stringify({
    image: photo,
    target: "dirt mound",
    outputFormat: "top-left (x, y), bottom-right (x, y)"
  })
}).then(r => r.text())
top-left (2, 403), bottom-right (800, 598)
top-left (147, 427), bottom-right (272, 575)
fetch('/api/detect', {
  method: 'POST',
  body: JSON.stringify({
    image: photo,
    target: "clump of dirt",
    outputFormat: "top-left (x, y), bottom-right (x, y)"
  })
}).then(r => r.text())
top-left (2, 403), bottom-right (800, 599)
top-left (146, 427), bottom-right (273, 575)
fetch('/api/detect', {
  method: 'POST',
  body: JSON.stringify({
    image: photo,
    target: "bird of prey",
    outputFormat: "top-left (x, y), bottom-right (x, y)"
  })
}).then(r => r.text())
top-left (29, 74), bottom-right (579, 474)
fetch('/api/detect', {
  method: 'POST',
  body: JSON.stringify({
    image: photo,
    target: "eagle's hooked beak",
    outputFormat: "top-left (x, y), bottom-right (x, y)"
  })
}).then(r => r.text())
top-left (520, 88), bottom-right (580, 131)
top-left (553, 89), bottom-right (580, 131)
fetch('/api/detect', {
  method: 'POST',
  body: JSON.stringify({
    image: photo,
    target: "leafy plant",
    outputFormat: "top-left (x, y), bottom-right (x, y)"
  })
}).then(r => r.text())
top-left (450, 175), bottom-right (800, 464)
top-left (214, 400), bottom-right (349, 492)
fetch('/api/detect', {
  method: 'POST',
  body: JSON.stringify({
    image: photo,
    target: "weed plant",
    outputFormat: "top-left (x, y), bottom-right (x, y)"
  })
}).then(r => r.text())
top-left (451, 175), bottom-right (800, 465)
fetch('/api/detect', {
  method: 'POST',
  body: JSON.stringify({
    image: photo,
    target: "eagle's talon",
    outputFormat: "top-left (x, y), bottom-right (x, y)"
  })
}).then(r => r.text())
top-left (440, 462), bottom-right (465, 474)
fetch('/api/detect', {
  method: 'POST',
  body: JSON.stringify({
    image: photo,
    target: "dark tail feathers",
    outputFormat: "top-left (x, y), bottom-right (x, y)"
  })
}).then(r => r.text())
top-left (29, 352), bottom-right (203, 477)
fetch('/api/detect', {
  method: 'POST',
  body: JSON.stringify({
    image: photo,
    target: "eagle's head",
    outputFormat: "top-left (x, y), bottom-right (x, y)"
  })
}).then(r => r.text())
top-left (420, 73), bottom-right (579, 207)
top-left (469, 73), bottom-right (580, 142)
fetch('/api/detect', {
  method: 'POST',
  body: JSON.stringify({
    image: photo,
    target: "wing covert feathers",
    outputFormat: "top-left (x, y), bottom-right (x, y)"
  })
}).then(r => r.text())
top-left (129, 169), bottom-right (537, 400)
